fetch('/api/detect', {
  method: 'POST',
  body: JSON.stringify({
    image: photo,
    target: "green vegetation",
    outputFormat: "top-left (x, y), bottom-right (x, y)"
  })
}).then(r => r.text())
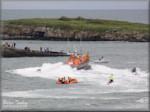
top-left (3, 17), bottom-right (149, 34)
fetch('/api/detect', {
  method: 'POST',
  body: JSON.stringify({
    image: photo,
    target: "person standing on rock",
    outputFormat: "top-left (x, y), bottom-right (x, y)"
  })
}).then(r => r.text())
top-left (40, 47), bottom-right (42, 52)
top-left (11, 44), bottom-right (14, 48)
top-left (14, 42), bottom-right (16, 48)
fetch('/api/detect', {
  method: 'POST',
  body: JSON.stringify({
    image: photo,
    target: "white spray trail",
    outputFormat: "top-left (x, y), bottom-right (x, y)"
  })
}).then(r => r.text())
top-left (5, 62), bottom-right (149, 98)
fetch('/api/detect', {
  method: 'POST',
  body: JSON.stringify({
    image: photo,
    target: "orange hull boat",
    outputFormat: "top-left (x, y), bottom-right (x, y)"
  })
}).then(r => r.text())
top-left (57, 79), bottom-right (78, 84)
top-left (57, 81), bottom-right (69, 84)
top-left (66, 52), bottom-right (89, 70)
top-left (69, 80), bottom-right (78, 83)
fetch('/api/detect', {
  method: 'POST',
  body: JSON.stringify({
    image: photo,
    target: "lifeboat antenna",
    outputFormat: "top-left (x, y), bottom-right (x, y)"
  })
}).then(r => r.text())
top-left (68, 37), bottom-right (71, 54)
top-left (80, 36), bottom-right (82, 55)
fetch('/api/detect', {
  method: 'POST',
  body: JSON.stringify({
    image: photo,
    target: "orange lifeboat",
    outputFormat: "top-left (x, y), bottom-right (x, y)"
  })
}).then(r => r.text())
top-left (57, 77), bottom-right (78, 84)
top-left (66, 52), bottom-right (89, 70)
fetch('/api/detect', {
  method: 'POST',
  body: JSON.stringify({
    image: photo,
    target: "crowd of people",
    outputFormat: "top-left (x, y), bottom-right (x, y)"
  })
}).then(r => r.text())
top-left (40, 47), bottom-right (52, 53)
top-left (1, 42), bottom-right (64, 55)
top-left (2, 41), bottom-right (16, 48)
top-left (44, 47), bottom-right (51, 52)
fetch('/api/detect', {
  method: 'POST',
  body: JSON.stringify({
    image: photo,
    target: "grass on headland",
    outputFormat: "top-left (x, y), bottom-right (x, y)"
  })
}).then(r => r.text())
top-left (3, 16), bottom-right (149, 34)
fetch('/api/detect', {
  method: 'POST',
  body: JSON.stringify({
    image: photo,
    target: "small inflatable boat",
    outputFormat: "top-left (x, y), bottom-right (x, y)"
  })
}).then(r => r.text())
top-left (57, 81), bottom-right (69, 84)
top-left (94, 56), bottom-right (110, 63)
top-left (57, 79), bottom-right (78, 84)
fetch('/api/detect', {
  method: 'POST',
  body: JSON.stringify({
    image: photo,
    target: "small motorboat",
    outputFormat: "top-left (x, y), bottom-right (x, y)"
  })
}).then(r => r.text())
top-left (94, 56), bottom-right (110, 63)
top-left (94, 59), bottom-right (110, 63)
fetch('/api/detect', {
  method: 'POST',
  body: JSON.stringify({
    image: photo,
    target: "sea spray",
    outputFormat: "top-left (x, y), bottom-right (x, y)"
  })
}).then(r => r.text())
top-left (6, 62), bottom-right (149, 91)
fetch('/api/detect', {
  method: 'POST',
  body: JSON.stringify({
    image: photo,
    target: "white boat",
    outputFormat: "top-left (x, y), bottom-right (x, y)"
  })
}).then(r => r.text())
top-left (94, 58), bottom-right (110, 63)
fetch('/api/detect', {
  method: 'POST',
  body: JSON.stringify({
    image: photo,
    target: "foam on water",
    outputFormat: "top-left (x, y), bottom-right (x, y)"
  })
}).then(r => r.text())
top-left (2, 88), bottom-right (149, 99)
top-left (8, 62), bottom-right (77, 80)
top-left (136, 98), bottom-right (148, 104)
top-left (5, 62), bottom-right (149, 98)
top-left (2, 90), bottom-right (133, 100)
top-left (7, 62), bottom-right (149, 86)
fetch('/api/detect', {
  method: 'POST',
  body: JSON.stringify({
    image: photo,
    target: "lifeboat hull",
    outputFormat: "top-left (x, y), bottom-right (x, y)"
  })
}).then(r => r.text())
top-left (70, 80), bottom-right (78, 83)
top-left (57, 81), bottom-right (69, 84)
top-left (66, 52), bottom-right (90, 70)
top-left (72, 61), bottom-right (89, 70)
top-left (57, 80), bottom-right (78, 84)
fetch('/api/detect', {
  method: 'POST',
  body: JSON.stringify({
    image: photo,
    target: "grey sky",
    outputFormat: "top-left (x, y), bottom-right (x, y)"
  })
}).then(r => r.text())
top-left (2, 0), bottom-right (149, 10)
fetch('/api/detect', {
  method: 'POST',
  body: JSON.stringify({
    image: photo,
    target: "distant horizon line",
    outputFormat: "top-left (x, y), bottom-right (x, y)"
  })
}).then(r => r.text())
top-left (2, 9), bottom-right (148, 10)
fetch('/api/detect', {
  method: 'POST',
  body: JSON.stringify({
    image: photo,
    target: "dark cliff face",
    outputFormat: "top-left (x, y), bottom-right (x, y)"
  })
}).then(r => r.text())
top-left (2, 24), bottom-right (149, 42)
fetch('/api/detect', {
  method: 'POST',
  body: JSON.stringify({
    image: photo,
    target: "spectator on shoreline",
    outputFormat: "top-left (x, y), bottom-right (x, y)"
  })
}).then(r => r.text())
top-left (44, 47), bottom-right (49, 52)
top-left (24, 46), bottom-right (30, 51)
top-left (46, 48), bottom-right (49, 52)
top-left (40, 47), bottom-right (42, 52)
top-left (44, 47), bottom-right (46, 52)
top-left (14, 42), bottom-right (16, 48)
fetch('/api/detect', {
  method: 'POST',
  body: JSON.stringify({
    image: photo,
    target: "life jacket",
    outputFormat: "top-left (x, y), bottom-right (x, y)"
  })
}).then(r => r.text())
top-left (111, 75), bottom-right (113, 80)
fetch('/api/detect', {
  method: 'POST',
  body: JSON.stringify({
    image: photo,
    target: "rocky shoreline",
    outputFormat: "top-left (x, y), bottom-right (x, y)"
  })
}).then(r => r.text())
top-left (0, 45), bottom-right (69, 57)
top-left (2, 24), bottom-right (149, 42)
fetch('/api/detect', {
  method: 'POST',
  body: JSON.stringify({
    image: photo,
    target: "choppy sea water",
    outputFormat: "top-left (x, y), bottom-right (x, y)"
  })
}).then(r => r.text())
top-left (1, 40), bottom-right (149, 111)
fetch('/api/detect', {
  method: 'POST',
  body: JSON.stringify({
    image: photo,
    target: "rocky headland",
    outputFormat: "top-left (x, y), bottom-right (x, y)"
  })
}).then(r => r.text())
top-left (2, 17), bottom-right (149, 42)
